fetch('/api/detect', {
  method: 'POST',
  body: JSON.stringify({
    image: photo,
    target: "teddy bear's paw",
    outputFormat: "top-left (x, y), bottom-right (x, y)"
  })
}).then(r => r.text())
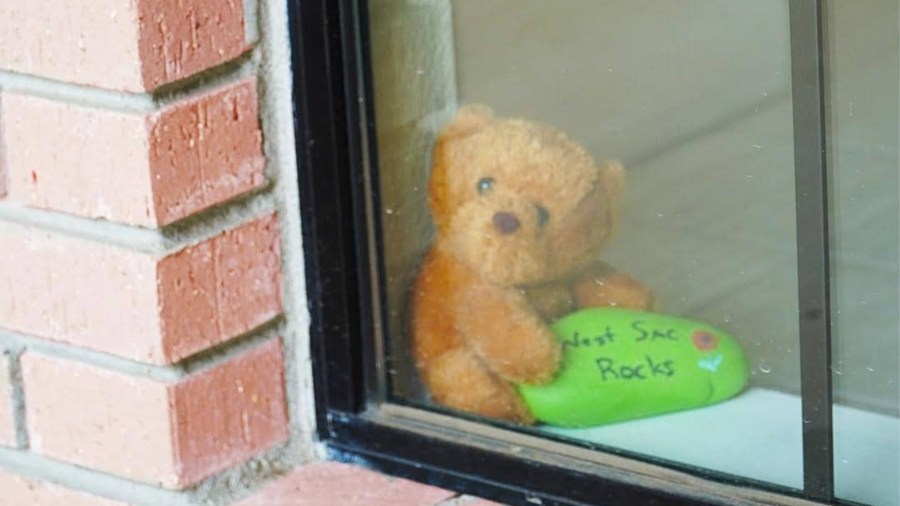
top-left (488, 338), bottom-right (563, 386)
top-left (522, 283), bottom-right (576, 321)
top-left (422, 348), bottom-right (538, 424)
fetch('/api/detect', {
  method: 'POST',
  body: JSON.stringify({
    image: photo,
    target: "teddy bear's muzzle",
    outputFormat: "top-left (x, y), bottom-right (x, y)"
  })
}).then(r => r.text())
top-left (492, 211), bottom-right (521, 235)
top-left (492, 203), bottom-right (551, 236)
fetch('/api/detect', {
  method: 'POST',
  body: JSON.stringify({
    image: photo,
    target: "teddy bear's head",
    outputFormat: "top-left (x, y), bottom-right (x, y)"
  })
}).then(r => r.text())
top-left (429, 105), bottom-right (625, 287)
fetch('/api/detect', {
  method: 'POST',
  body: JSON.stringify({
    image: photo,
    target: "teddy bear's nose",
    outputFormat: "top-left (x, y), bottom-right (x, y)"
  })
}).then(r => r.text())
top-left (492, 211), bottom-right (521, 235)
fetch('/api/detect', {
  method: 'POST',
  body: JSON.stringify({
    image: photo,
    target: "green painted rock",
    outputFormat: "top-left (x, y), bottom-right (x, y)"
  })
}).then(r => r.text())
top-left (517, 308), bottom-right (749, 427)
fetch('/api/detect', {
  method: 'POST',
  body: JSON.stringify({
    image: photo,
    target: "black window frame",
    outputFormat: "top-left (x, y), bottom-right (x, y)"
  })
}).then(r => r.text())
top-left (288, 0), bottom-right (844, 504)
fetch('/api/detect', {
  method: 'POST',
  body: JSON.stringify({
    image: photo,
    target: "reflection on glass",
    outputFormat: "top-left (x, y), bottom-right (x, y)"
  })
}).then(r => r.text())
top-left (826, 1), bottom-right (900, 505)
top-left (370, 0), bottom-right (805, 491)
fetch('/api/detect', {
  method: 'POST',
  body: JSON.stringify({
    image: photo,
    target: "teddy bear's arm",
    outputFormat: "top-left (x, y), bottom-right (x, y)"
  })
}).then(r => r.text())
top-left (457, 285), bottom-right (561, 385)
top-left (572, 262), bottom-right (657, 311)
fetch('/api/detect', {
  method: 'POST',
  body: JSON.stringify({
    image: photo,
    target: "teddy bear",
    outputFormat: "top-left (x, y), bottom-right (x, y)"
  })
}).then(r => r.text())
top-left (411, 105), bottom-right (655, 424)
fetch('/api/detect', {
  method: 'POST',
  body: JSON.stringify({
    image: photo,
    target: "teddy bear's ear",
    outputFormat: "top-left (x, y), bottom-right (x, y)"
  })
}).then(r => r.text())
top-left (439, 105), bottom-right (494, 141)
top-left (599, 160), bottom-right (625, 230)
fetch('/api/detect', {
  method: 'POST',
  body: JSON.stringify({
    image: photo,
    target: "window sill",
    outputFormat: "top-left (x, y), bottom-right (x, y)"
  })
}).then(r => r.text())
top-left (542, 387), bottom-right (899, 506)
top-left (233, 461), bottom-right (501, 506)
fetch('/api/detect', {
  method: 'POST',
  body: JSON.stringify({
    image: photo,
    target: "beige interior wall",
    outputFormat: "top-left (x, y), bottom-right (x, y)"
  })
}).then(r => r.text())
top-left (369, 0), bottom-right (456, 398)
top-left (826, 0), bottom-right (900, 414)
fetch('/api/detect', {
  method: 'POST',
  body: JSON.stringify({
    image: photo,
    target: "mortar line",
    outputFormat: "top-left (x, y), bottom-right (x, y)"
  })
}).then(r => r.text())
top-left (0, 70), bottom-right (155, 112)
top-left (184, 441), bottom-right (301, 505)
top-left (178, 316), bottom-right (286, 376)
top-left (0, 435), bottom-right (302, 505)
top-left (255, 0), bottom-right (320, 471)
top-left (0, 316), bottom-right (284, 383)
top-left (159, 185), bottom-right (277, 253)
top-left (0, 203), bottom-right (167, 253)
top-left (0, 447), bottom-right (195, 506)
top-left (146, 52), bottom-right (261, 109)
top-left (0, 94), bottom-right (8, 198)
top-left (435, 493), bottom-right (480, 506)
top-left (0, 188), bottom-right (277, 256)
top-left (245, 0), bottom-right (261, 45)
top-left (0, 330), bottom-right (180, 382)
top-left (0, 54), bottom-right (259, 115)
top-left (4, 348), bottom-right (30, 450)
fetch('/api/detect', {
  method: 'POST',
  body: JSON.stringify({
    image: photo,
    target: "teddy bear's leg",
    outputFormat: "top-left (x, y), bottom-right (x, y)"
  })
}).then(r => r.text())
top-left (573, 271), bottom-right (657, 311)
top-left (423, 347), bottom-right (535, 423)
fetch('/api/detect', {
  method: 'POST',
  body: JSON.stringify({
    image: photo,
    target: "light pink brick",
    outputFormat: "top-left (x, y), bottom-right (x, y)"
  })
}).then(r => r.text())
top-left (0, 226), bottom-right (158, 359)
top-left (0, 92), bottom-right (155, 224)
top-left (0, 0), bottom-right (144, 91)
top-left (0, 214), bottom-right (282, 363)
top-left (0, 352), bottom-right (15, 447)
top-left (0, 78), bottom-right (265, 226)
top-left (0, 472), bottom-right (126, 506)
top-left (21, 338), bottom-right (288, 489)
top-left (0, 0), bottom-right (249, 92)
top-left (23, 355), bottom-right (174, 484)
top-left (235, 461), bottom-right (458, 506)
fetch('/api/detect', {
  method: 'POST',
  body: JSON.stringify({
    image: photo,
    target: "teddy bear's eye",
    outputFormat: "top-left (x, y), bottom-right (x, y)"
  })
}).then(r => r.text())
top-left (536, 205), bottom-right (550, 227)
top-left (476, 177), bottom-right (496, 195)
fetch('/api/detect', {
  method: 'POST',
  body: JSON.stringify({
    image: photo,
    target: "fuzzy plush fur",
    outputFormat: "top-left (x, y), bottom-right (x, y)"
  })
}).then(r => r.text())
top-left (412, 106), bottom-right (655, 423)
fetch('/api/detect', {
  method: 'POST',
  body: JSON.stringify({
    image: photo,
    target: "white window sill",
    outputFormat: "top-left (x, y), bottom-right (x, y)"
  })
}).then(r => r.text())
top-left (542, 388), bottom-right (899, 506)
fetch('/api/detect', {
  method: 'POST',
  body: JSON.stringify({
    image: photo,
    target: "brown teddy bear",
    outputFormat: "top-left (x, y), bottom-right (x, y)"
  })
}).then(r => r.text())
top-left (412, 105), bottom-right (655, 423)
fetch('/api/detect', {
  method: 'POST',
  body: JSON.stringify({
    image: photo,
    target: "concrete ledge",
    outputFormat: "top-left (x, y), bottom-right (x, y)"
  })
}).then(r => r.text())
top-left (233, 461), bottom-right (501, 506)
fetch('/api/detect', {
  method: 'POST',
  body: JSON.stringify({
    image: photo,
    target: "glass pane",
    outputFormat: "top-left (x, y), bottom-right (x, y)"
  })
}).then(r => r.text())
top-left (369, 0), bottom-right (803, 491)
top-left (826, 1), bottom-right (900, 505)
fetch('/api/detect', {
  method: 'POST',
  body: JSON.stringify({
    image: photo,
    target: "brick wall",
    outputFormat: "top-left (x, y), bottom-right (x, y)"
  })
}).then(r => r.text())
top-left (0, 0), bottom-right (314, 504)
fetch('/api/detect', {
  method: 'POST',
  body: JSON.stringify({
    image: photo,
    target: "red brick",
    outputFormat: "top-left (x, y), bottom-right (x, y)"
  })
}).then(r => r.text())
top-left (0, 215), bottom-right (282, 363)
top-left (137, 0), bottom-right (250, 91)
top-left (21, 338), bottom-right (288, 489)
top-left (0, 472), bottom-right (126, 506)
top-left (0, 352), bottom-right (15, 447)
top-left (149, 78), bottom-right (266, 225)
top-left (158, 214), bottom-right (283, 362)
top-left (235, 461), bottom-right (458, 506)
top-left (0, 0), bottom-right (249, 92)
top-left (171, 339), bottom-right (289, 485)
top-left (0, 78), bottom-right (265, 226)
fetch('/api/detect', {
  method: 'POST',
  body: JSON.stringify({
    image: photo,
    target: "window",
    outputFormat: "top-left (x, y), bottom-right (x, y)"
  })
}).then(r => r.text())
top-left (290, 1), bottom-right (899, 504)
